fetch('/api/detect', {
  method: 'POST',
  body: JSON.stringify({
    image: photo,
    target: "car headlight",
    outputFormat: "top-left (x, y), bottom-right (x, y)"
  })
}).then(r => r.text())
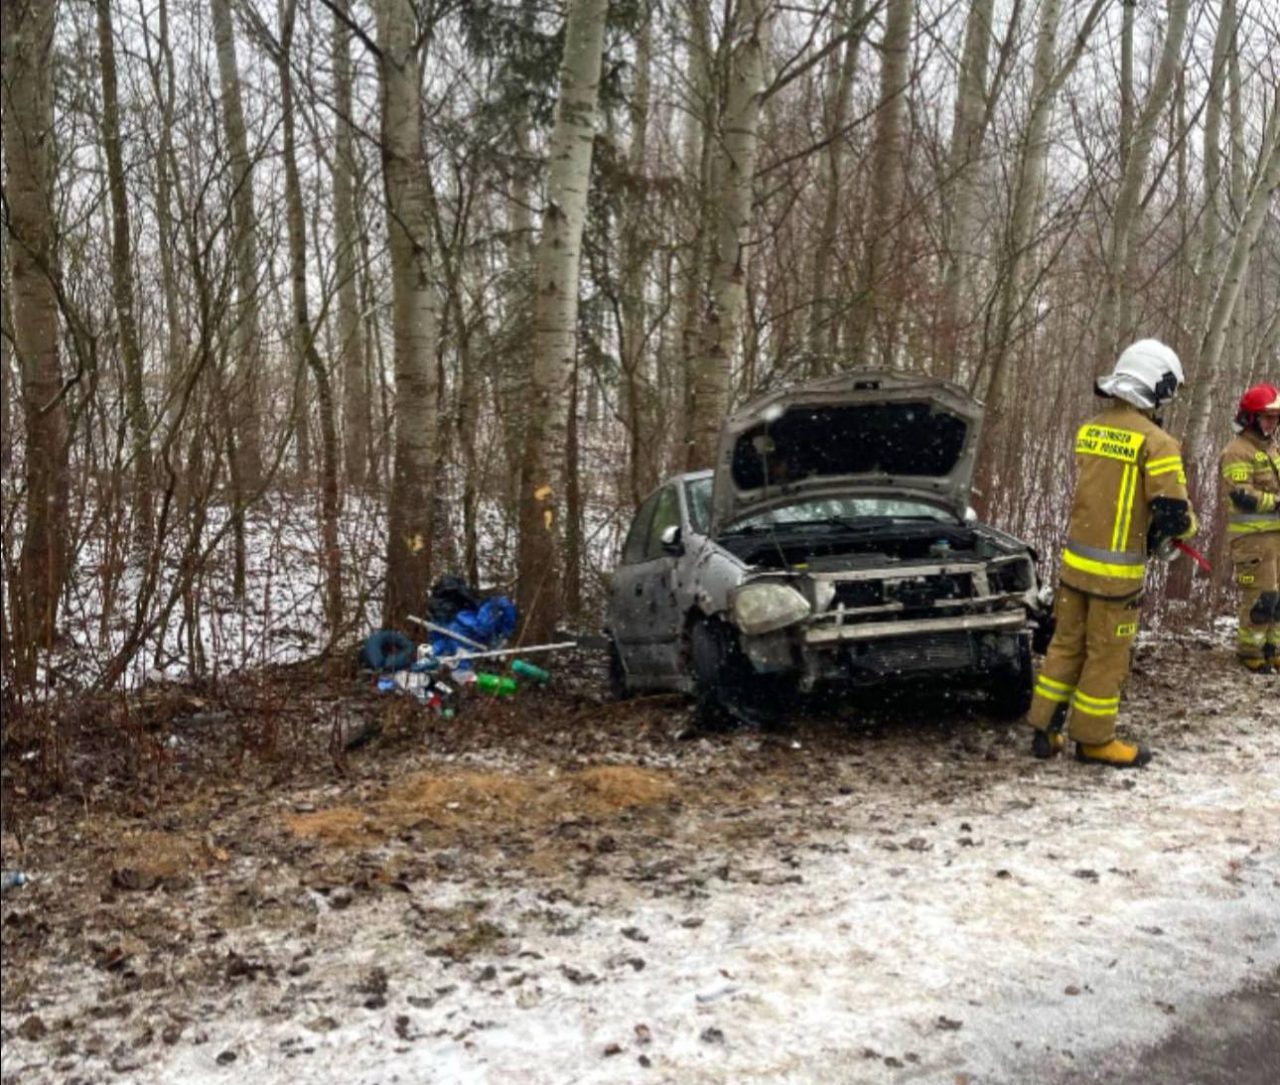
top-left (732, 582), bottom-right (811, 635)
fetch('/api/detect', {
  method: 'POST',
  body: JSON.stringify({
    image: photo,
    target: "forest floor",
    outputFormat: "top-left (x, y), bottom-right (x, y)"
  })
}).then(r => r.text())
top-left (1, 625), bottom-right (1277, 1085)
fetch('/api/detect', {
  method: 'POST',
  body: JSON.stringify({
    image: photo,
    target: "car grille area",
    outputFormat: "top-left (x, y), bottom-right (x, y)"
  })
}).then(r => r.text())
top-left (846, 632), bottom-right (976, 676)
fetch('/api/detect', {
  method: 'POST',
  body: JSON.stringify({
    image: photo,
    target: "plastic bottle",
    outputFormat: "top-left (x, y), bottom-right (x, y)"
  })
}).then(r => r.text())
top-left (1, 870), bottom-right (28, 894)
top-left (474, 673), bottom-right (517, 696)
top-left (511, 659), bottom-right (551, 685)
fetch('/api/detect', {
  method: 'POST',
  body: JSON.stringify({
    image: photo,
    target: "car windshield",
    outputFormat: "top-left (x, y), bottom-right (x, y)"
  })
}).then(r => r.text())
top-left (721, 495), bottom-right (953, 534)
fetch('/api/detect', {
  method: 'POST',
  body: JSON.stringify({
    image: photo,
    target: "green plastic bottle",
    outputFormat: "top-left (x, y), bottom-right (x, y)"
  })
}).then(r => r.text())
top-left (511, 659), bottom-right (551, 685)
top-left (474, 672), bottom-right (517, 696)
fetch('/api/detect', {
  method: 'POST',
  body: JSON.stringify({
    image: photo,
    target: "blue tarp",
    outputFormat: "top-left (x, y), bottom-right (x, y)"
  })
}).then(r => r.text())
top-left (429, 596), bottom-right (517, 666)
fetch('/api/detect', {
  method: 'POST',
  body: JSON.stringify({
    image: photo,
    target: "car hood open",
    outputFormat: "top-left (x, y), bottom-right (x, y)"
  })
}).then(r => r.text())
top-left (709, 371), bottom-right (983, 535)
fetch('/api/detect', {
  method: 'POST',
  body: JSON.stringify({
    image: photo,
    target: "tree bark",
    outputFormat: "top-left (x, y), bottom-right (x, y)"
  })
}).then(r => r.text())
top-left (845, 0), bottom-right (912, 365)
top-left (1194, 92), bottom-right (1280, 430)
top-left (376, 0), bottom-right (440, 630)
top-left (2, 0), bottom-right (69, 686)
top-left (210, 0), bottom-right (264, 491)
top-left (806, 0), bottom-right (867, 369)
top-left (1093, 0), bottom-right (1189, 368)
top-left (1181, 0), bottom-right (1234, 466)
top-left (516, 0), bottom-right (609, 644)
top-left (278, 0), bottom-right (343, 637)
top-left (96, 0), bottom-right (155, 546)
top-left (974, 0), bottom-right (1107, 517)
top-left (673, 0), bottom-right (714, 472)
top-left (620, 6), bottom-right (659, 507)
top-left (937, 0), bottom-right (993, 380)
top-left (141, 0), bottom-right (185, 417)
top-left (685, 0), bottom-right (773, 470)
top-left (332, 0), bottom-right (367, 491)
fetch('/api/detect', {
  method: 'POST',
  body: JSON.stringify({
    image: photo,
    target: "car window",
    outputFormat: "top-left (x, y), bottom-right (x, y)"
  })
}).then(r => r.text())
top-left (643, 486), bottom-right (682, 561)
top-left (685, 477), bottom-right (712, 534)
top-left (621, 491), bottom-right (660, 565)
top-left (729, 495), bottom-right (952, 530)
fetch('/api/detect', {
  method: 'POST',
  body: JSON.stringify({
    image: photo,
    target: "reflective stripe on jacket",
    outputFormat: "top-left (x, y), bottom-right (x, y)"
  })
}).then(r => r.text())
top-left (1220, 431), bottom-right (1280, 537)
top-left (1059, 404), bottom-right (1194, 596)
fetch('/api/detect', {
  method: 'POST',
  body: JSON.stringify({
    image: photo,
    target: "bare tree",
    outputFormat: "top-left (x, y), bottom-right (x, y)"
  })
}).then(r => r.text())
top-left (3, 0), bottom-right (69, 686)
top-left (974, 0), bottom-right (1107, 514)
top-left (516, 0), bottom-right (610, 643)
top-left (1093, 0), bottom-right (1190, 367)
top-left (807, 0), bottom-right (869, 368)
top-left (684, 0), bottom-right (773, 469)
top-left (619, 4), bottom-right (659, 507)
top-left (937, 0), bottom-right (995, 379)
top-left (96, 0), bottom-right (155, 546)
top-left (332, 0), bottom-right (368, 490)
top-left (845, 0), bottom-right (913, 365)
top-left (276, 0), bottom-right (343, 637)
top-left (210, 0), bottom-right (264, 490)
top-left (376, 0), bottom-right (440, 630)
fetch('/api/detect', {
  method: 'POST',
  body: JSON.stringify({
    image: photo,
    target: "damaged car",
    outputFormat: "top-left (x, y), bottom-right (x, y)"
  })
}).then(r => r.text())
top-left (605, 370), bottom-right (1051, 726)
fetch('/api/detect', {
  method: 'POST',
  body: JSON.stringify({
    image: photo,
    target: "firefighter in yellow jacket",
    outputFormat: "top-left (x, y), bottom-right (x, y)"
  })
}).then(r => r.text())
top-left (1027, 340), bottom-right (1197, 768)
top-left (1219, 383), bottom-right (1280, 672)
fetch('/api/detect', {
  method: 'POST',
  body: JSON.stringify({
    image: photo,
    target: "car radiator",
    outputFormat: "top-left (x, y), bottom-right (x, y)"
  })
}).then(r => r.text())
top-left (847, 631), bottom-right (976, 675)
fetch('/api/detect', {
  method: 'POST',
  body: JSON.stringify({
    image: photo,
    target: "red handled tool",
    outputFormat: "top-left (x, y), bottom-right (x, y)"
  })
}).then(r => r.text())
top-left (1173, 540), bottom-right (1212, 573)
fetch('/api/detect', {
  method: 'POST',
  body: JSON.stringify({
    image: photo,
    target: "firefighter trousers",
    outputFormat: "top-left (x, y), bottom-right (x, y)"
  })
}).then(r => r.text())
top-left (1026, 583), bottom-right (1141, 746)
top-left (1230, 533), bottom-right (1280, 664)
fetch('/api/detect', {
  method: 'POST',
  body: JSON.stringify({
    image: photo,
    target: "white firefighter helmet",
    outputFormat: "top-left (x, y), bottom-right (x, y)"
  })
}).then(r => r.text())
top-left (1095, 338), bottom-right (1184, 410)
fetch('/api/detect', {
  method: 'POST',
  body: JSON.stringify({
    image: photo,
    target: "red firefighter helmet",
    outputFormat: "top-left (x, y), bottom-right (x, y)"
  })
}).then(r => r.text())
top-left (1236, 383), bottom-right (1280, 430)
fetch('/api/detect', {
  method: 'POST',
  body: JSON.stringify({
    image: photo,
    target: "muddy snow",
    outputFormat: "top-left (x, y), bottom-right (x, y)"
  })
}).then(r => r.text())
top-left (2, 628), bottom-right (1277, 1084)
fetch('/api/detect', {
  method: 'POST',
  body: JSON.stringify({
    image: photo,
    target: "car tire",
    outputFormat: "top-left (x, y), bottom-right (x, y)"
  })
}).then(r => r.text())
top-left (690, 619), bottom-right (739, 730)
top-left (607, 636), bottom-right (631, 701)
top-left (690, 618), bottom-right (790, 730)
top-left (987, 636), bottom-right (1033, 720)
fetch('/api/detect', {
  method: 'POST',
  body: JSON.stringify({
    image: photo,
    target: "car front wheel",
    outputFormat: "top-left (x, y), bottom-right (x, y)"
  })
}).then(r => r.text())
top-left (987, 636), bottom-right (1033, 720)
top-left (689, 618), bottom-right (790, 730)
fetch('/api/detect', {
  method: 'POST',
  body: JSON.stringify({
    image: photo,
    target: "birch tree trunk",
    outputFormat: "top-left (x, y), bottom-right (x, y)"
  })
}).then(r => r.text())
top-left (332, 0), bottom-right (367, 490)
top-left (937, 0), bottom-right (993, 380)
top-left (845, 0), bottom-right (912, 364)
top-left (685, 0), bottom-right (772, 470)
top-left (806, 0), bottom-right (867, 368)
top-left (96, 0), bottom-right (155, 546)
top-left (515, 0), bottom-right (609, 644)
top-left (377, 0), bottom-right (440, 629)
top-left (210, 0), bottom-right (263, 490)
top-left (1093, 0), bottom-right (1189, 368)
top-left (278, 0), bottom-right (343, 637)
top-left (3, 0), bottom-right (69, 686)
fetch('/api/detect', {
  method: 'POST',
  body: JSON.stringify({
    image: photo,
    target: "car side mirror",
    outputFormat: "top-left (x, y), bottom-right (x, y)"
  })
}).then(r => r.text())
top-left (660, 524), bottom-right (684, 555)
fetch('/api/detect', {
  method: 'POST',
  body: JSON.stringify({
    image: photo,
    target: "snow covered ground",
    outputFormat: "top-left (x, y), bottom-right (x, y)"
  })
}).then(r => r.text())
top-left (2, 626), bottom-right (1277, 1085)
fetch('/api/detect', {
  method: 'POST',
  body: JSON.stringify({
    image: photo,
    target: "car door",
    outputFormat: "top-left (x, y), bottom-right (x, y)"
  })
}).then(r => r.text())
top-left (610, 483), bottom-right (687, 680)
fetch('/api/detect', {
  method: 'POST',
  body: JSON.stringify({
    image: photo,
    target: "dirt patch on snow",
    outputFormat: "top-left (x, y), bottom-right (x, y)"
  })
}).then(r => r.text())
top-left (283, 764), bottom-right (679, 847)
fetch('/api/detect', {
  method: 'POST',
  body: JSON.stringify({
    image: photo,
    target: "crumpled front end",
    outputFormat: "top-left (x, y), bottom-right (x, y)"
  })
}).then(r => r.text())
top-left (728, 533), bottom-right (1043, 690)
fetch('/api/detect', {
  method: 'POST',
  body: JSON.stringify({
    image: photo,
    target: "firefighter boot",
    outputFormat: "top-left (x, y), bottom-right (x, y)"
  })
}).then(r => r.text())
top-left (1075, 738), bottom-right (1153, 769)
top-left (1031, 705), bottom-right (1067, 759)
